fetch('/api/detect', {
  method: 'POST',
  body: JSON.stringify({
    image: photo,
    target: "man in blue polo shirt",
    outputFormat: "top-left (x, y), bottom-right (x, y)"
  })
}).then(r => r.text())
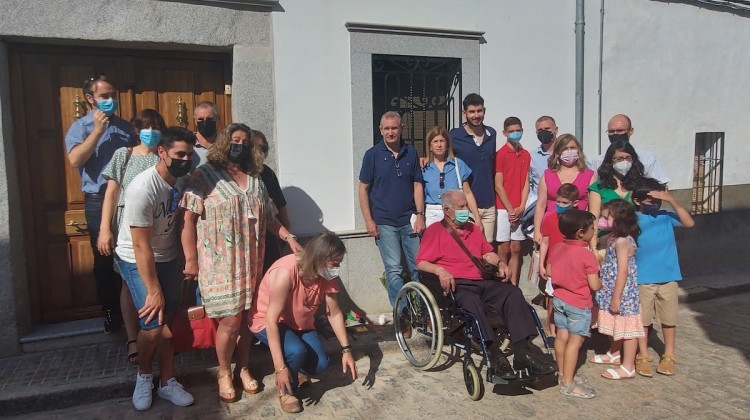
top-left (450, 93), bottom-right (497, 243)
top-left (359, 111), bottom-right (425, 309)
top-left (65, 76), bottom-right (137, 333)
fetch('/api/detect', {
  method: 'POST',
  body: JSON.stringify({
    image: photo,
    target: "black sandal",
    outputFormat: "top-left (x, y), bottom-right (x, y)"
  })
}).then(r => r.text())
top-left (126, 340), bottom-right (139, 365)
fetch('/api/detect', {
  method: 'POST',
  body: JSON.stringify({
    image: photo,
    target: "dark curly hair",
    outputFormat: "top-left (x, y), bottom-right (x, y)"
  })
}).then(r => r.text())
top-left (601, 199), bottom-right (640, 241)
top-left (597, 140), bottom-right (645, 191)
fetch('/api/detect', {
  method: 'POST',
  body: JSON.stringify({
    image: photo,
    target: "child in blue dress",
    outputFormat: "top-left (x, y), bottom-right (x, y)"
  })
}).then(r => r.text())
top-left (589, 199), bottom-right (644, 379)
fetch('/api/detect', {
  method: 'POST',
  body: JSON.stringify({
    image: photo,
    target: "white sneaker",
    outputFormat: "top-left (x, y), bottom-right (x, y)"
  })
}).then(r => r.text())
top-left (157, 377), bottom-right (195, 407)
top-left (133, 372), bottom-right (154, 411)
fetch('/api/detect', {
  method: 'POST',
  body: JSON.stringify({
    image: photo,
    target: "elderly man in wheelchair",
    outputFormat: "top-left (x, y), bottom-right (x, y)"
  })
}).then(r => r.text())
top-left (404, 190), bottom-right (555, 388)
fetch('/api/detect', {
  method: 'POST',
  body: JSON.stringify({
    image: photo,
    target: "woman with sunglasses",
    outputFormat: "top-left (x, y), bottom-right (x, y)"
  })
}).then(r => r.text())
top-left (421, 126), bottom-right (482, 229)
top-left (180, 123), bottom-right (301, 404)
top-left (249, 232), bottom-right (357, 414)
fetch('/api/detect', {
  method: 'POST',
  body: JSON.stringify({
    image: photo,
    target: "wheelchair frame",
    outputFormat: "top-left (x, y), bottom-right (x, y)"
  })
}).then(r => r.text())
top-left (393, 275), bottom-right (554, 401)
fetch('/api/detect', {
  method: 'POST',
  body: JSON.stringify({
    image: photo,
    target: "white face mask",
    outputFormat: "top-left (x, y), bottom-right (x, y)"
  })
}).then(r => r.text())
top-left (613, 160), bottom-right (632, 176)
top-left (319, 267), bottom-right (340, 280)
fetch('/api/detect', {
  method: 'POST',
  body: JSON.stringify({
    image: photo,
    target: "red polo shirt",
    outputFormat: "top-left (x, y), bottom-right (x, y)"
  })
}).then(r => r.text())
top-left (416, 222), bottom-right (493, 280)
top-left (548, 239), bottom-right (599, 309)
top-left (494, 143), bottom-right (531, 210)
top-left (540, 212), bottom-right (565, 264)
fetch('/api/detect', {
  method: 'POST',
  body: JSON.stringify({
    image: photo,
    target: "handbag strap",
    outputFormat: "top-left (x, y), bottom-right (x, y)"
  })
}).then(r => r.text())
top-left (453, 159), bottom-right (463, 191)
top-left (440, 219), bottom-right (486, 273)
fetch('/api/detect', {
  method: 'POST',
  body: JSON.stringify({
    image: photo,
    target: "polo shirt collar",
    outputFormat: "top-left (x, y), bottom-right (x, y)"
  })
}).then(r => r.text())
top-left (379, 139), bottom-right (408, 156)
top-left (535, 145), bottom-right (552, 156)
top-left (562, 239), bottom-right (588, 247)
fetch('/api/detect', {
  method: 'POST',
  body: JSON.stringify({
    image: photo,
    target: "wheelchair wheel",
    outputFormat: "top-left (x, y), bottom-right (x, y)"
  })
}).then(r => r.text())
top-left (394, 282), bottom-right (444, 370)
top-left (463, 359), bottom-right (483, 401)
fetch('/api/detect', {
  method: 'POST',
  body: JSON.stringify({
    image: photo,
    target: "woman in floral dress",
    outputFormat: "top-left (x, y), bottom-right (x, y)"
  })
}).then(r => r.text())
top-left (180, 123), bottom-right (301, 403)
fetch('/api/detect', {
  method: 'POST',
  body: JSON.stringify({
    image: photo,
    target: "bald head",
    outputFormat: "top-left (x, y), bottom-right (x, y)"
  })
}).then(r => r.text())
top-left (607, 114), bottom-right (634, 142)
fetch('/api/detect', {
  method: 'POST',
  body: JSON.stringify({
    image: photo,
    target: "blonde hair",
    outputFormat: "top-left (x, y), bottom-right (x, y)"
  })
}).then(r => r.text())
top-left (426, 126), bottom-right (455, 162)
top-left (298, 232), bottom-right (347, 281)
top-left (548, 133), bottom-right (588, 172)
top-left (207, 123), bottom-right (264, 176)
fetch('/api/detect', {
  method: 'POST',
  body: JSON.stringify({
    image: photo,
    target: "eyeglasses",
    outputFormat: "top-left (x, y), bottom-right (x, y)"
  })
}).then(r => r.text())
top-left (303, 284), bottom-right (322, 309)
top-left (439, 172), bottom-right (445, 189)
top-left (612, 156), bottom-right (633, 163)
top-left (606, 128), bottom-right (629, 135)
top-left (170, 187), bottom-right (180, 212)
top-left (395, 160), bottom-right (402, 177)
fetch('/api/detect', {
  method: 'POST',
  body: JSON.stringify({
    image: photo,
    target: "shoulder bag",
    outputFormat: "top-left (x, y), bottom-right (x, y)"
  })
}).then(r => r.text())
top-left (440, 220), bottom-right (498, 280)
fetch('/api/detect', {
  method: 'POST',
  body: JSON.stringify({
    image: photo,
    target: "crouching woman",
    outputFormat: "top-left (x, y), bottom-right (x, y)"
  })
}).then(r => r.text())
top-left (249, 232), bottom-right (357, 413)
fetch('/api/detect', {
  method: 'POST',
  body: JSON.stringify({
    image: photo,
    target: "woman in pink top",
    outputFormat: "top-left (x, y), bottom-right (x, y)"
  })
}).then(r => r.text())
top-left (532, 134), bottom-right (596, 244)
top-left (249, 233), bottom-right (357, 413)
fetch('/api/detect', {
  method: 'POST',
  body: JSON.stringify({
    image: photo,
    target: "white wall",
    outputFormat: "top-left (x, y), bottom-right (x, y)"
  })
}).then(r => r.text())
top-left (272, 0), bottom-right (575, 234)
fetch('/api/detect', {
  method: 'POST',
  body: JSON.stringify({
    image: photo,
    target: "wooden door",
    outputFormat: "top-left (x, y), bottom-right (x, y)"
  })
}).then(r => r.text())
top-left (9, 45), bottom-right (232, 324)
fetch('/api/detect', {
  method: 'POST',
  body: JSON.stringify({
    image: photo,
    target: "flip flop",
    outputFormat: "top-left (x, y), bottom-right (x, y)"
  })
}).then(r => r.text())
top-left (588, 351), bottom-right (620, 365)
top-left (126, 340), bottom-right (139, 365)
top-left (602, 365), bottom-right (636, 380)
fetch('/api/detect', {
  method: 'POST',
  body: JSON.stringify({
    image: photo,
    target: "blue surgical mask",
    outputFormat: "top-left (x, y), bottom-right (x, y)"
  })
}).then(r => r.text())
top-left (453, 209), bottom-right (471, 225)
top-left (139, 128), bottom-right (161, 148)
top-left (96, 97), bottom-right (118, 116)
top-left (556, 203), bottom-right (572, 214)
top-left (508, 131), bottom-right (523, 142)
top-left (640, 202), bottom-right (661, 216)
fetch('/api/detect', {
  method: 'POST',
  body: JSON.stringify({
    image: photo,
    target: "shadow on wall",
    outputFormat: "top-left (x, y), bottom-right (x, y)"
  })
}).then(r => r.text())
top-left (282, 186), bottom-right (327, 236)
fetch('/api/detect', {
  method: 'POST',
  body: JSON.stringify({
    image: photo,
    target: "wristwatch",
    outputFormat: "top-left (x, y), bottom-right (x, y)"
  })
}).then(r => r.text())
top-left (414, 211), bottom-right (424, 216)
top-left (284, 233), bottom-right (297, 242)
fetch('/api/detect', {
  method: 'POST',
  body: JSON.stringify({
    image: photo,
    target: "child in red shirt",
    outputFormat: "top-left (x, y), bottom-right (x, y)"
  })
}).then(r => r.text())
top-left (538, 183), bottom-right (580, 339)
top-left (547, 209), bottom-right (601, 399)
top-left (494, 116), bottom-right (530, 285)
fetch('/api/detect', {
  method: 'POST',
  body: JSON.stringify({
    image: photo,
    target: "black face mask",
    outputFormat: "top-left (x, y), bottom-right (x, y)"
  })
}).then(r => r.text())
top-left (197, 119), bottom-right (217, 138)
top-left (167, 157), bottom-right (191, 178)
top-left (537, 130), bottom-right (554, 144)
top-left (228, 143), bottom-right (252, 164)
top-left (608, 133), bottom-right (629, 143)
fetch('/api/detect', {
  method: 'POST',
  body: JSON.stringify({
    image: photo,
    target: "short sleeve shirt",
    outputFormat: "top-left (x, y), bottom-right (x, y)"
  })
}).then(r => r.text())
top-left (115, 167), bottom-right (185, 263)
top-left (588, 180), bottom-right (632, 205)
top-left (589, 146), bottom-right (670, 183)
top-left (529, 145), bottom-right (552, 200)
top-left (540, 213), bottom-right (565, 264)
top-left (422, 157), bottom-right (472, 205)
top-left (101, 148), bottom-right (159, 232)
top-left (635, 211), bottom-right (682, 284)
top-left (249, 254), bottom-right (340, 333)
top-left (260, 164), bottom-right (287, 209)
top-left (359, 140), bottom-right (423, 226)
top-left (64, 113), bottom-right (136, 193)
top-left (548, 239), bottom-right (599, 309)
top-left (494, 144), bottom-right (531, 209)
top-left (416, 222), bottom-right (493, 280)
top-left (450, 125), bottom-right (497, 208)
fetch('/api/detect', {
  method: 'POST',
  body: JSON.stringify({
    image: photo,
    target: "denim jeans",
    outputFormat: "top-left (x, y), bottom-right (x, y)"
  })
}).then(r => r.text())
top-left (116, 258), bottom-right (182, 331)
top-left (84, 194), bottom-right (120, 312)
top-left (376, 224), bottom-right (420, 309)
top-left (254, 324), bottom-right (329, 392)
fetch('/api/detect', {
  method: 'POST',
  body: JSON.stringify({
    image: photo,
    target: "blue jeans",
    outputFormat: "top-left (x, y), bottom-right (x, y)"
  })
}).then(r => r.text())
top-left (376, 224), bottom-right (420, 309)
top-left (116, 258), bottom-right (182, 331)
top-left (254, 324), bottom-right (329, 391)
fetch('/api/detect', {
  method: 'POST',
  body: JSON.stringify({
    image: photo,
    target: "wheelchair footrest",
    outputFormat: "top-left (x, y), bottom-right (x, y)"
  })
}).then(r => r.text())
top-left (488, 368), bottom-right (554, 386)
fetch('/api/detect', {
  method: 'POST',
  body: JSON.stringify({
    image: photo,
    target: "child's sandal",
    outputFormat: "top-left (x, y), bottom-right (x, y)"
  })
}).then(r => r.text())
top-left (559, 382), bottom-right (596, 399)
top-left (588, 351), bottom-right (620, 365)
top-left (602, 365), bottom-right (636, 380)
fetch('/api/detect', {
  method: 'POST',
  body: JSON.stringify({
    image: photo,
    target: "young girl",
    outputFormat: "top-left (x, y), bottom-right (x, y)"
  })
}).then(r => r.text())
top-left (589, 199), bottom-right (644, 379)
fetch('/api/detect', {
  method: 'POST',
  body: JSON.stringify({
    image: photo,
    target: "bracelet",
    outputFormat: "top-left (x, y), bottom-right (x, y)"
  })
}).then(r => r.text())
top-left (274, 365), bottom-right (287, 374)
top-left (283, 233), bottom-right (297, 242)
top-left (342, 348), bottom-right (352, 354)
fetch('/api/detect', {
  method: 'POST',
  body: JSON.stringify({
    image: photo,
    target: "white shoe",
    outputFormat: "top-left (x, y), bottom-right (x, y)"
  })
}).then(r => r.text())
top-left (157, 377), bottom-right (195, 407)
top-left (133, 372), bottom-right (154, 411)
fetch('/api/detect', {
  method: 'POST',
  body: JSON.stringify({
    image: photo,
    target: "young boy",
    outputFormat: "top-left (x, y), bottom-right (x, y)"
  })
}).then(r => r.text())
top-left (494, 116), bottom-right (530, 285)
top-left (547, 209), bottom-right (601, 399)
top-left (538, 184), bottom-right (580, 338)
top-left (632, 177), bottom-right (695, 377)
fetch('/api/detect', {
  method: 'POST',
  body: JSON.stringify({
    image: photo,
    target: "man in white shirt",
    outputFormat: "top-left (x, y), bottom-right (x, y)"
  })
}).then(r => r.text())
top-left (589, 114), bottom-right (670, 183)
top-left (115, 126), bottom-right (196, 411)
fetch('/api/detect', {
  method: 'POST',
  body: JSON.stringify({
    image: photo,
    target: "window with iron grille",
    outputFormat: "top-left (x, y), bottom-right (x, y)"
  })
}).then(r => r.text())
top-left (691, 132), bottom-right (724, 214)
top-left (371, 54), bottom-right (462, 156)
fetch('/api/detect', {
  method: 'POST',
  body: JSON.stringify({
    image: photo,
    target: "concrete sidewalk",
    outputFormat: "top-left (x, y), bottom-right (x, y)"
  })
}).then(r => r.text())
top-left (1, 269), bottom-right (747, 416)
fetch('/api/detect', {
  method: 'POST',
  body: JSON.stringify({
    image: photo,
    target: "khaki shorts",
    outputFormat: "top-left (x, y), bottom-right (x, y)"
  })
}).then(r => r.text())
top-left (478, 206), bottom-right (496, 243)
top-left (638, 281), bottom-right (679, 327)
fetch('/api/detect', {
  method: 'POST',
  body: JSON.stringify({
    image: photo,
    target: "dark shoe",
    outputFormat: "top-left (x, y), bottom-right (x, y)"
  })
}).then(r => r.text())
top-left (104, 309), bottom-right (122, 334)
top-left (492, 356), bottom-right (517, 380)
top-left (513, 352), bottom-right (556, 376)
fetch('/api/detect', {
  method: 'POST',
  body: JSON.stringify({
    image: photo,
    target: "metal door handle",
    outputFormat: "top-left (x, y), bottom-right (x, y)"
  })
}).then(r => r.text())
top-left (66, 220), bottom-right (85, 226)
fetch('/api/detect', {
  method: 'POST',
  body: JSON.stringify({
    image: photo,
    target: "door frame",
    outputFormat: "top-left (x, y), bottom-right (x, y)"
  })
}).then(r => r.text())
top-left (8, 43), bottom-right (233, 324)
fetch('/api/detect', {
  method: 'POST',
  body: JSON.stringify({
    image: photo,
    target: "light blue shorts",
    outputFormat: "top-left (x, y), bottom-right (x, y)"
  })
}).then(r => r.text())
top-left (553, 297), bottom-right (592, 337)
top-left (116, 258), bottom-right (182, 331)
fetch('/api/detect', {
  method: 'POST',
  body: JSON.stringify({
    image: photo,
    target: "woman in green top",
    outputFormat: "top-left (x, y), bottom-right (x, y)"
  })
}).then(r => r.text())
top-left (588, 139), bottom-right (646, 221)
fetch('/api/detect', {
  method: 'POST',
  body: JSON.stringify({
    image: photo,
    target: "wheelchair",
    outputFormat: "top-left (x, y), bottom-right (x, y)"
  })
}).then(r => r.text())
top-left (393, 272), bottom-right (554, 400)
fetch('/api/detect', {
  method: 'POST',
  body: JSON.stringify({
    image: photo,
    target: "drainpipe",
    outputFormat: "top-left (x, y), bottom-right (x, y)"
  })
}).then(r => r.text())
top-left (597, 0), bottom-right (605, 155)
top-left (575, 0), bottom-right (585, 144)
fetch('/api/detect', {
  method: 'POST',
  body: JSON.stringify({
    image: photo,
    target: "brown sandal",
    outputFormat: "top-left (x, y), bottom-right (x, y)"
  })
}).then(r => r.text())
top-left (217, 370), bottom-right (239, 403)
top-left (279, 394), bottom-right (302, 413)
top-left (237, 367), bottom-right (260, 395)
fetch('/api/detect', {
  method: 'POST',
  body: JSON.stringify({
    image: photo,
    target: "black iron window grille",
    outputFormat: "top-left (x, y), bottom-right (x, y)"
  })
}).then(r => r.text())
top-left (372, 54), bottom-right (462, 156)
top-left (691, 132), bottom-right (724, 214)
